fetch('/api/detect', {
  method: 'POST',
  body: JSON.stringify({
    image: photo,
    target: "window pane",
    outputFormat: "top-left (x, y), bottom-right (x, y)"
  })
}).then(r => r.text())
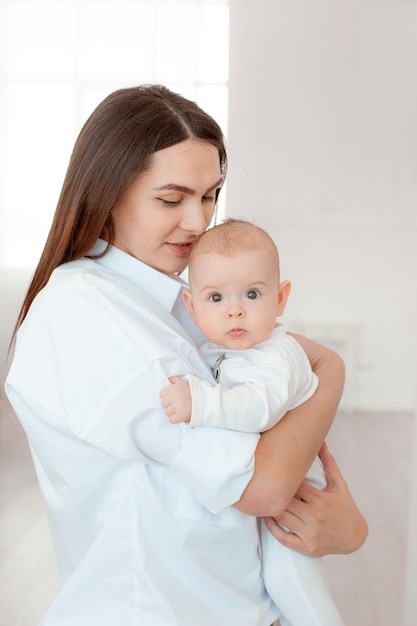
top-left (197, 84), bottom-right (228, 135)
top-left (155, 4), bottom-right (198, 82)
top-left (3, 1), bottom-right (230, 268)
top-left (198, 5), bottom-right (229, 83)
top-left (5, 85), bottom-right (76, 267)
top-left (7, 3), bottom-right (77, 81)
top-left (78, 4), bottom-right (155, 82)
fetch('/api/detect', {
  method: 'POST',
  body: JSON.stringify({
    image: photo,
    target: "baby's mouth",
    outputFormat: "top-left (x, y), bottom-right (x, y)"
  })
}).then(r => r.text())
top-left (227, 328), bottom-right (246, 337)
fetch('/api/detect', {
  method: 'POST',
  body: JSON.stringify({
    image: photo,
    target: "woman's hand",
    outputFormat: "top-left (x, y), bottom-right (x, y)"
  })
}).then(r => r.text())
top-left (263, 442), bottom-right (368, 557)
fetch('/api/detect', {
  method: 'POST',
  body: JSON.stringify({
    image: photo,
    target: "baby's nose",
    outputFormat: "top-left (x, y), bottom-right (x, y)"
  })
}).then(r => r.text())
top-left (227, 305), bottom-right (245, 317)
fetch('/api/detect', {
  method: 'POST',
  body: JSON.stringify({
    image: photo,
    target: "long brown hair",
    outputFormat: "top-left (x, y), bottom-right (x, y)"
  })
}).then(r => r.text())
top-left (11, 85), bottom-right (227, 344)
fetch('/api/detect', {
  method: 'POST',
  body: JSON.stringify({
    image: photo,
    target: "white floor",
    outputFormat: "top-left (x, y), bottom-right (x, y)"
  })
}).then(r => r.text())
top-left (324, 410), bottom-right (413, 626)
top-left (0, 393), bottom-right (413, 625)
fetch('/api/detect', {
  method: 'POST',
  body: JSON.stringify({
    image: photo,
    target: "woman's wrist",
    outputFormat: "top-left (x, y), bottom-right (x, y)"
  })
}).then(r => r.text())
top-left (261, 443), bottom-right (368, 557)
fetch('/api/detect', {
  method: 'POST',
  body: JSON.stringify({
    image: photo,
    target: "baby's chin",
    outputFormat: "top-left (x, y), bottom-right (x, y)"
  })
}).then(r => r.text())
top-left (220, 336), bottom-right (256, 351)
top-left (221, 330), bottom-right (273, 351)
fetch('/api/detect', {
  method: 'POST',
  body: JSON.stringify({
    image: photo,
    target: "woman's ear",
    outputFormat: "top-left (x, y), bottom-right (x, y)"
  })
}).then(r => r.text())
top-left (277, 280), bottom-right (291, 316)
top-left (182, 289), bottom-right (198, 322)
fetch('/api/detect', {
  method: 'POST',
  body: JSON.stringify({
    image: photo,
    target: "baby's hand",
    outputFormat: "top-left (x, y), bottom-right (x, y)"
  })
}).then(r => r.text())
top-left (159, 376), bottom-right (192, 424)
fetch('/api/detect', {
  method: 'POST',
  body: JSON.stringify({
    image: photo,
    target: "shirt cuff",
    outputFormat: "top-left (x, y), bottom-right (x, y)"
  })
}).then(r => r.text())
top-left (171, 425), bottom-right (259, 514)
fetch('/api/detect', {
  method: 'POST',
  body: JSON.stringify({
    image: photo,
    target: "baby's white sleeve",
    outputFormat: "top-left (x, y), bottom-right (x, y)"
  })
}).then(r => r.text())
top-left (186, 336), bottom-right (319, 433)
top-left (186, 371), bottom-right (290, 432)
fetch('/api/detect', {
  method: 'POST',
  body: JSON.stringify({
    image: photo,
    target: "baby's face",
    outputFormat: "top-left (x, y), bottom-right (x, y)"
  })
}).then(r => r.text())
top-left (184, 249), bottom-right (282, 350)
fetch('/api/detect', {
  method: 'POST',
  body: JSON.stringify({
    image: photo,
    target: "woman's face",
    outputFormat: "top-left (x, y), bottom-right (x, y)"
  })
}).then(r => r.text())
top-left (111, 138), bottom-right (223, 274)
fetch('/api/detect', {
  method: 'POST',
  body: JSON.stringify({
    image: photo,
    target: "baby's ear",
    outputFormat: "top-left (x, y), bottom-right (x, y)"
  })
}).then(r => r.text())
top-left (277, 280), bottom-right (291, 316)
top-left (182, 289), bottom-right (197, 322)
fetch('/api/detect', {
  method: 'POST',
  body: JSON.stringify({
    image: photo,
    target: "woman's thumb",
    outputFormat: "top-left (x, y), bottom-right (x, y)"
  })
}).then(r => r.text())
top-left (319, 442), bottom-right (343, 491)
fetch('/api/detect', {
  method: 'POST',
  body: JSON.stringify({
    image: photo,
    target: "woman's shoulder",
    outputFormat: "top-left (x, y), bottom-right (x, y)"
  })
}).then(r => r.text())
top-left (42, 257), bottom-right (141, 306)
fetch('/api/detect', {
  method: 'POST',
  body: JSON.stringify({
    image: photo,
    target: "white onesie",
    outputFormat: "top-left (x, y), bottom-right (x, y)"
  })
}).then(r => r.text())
top-left (186, 325), bottom-right (344, 626)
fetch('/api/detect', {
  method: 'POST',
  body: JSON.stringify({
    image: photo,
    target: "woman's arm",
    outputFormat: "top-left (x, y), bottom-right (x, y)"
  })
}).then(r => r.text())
top-left (263, 442), bottom-right (368, 556)
top-left (233, 335), bottom-right (344, 516)
top-left (233, 334), bottom-right (368, 555)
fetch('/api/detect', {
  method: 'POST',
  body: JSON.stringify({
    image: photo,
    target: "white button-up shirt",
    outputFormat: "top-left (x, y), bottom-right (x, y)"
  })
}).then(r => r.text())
top-left (5, 241), bottom-right (279, 626)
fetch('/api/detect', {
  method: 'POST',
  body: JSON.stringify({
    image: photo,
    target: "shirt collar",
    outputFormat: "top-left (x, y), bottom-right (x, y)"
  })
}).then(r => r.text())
top-left (88, 239), bottom-right (185, 313)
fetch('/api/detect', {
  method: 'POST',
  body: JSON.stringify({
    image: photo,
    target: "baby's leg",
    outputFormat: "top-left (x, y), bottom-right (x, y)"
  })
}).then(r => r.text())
top-left (261, 456), bottom-right (344, 626)
top-left (261, 519), bottom-right (344, 626)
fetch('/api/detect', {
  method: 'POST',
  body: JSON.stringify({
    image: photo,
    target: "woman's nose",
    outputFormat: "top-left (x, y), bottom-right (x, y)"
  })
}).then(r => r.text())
top-left (181, 204), bottom-right (211, 235)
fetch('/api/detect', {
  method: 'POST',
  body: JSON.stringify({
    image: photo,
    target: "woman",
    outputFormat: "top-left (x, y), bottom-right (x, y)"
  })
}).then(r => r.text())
top-left (6, 85), bottom-right (366, 625)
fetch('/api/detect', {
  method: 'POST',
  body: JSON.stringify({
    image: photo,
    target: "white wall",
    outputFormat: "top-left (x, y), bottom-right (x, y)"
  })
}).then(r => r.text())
top-left (227, 0), bottom-right (417, 412)
top-left (0, 270), bottom-right (31, 398)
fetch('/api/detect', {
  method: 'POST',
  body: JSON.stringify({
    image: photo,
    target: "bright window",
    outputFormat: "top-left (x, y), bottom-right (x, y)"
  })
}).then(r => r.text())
top-left (1, 0), bottom-right (229, 268)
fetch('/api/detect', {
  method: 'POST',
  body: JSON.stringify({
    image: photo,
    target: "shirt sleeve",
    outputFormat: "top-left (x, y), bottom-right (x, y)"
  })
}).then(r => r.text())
top-left (81, 356), bottom-right (259, 513)
top-left (171, 424), bottom-right (258, 514)
top-left (6, 269), bottom-right (259, 513)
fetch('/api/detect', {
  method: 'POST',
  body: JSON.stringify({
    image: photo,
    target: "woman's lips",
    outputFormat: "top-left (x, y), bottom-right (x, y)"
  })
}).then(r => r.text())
top-left (166, 242), bottom-right (194, 256)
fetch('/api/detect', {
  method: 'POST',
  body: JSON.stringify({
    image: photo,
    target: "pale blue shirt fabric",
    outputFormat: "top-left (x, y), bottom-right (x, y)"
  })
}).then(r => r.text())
top-left (5, 241), bottom-right (278, 626)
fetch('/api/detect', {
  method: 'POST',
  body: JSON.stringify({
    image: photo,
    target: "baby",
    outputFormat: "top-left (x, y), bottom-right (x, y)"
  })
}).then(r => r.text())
top-left (160, 219), bottom-right (344, 626)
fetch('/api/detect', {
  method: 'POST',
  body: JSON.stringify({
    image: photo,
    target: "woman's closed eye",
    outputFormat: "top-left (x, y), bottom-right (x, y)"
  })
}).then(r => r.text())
top-left (157, 194), bottom-right (214, 207)
top-left (157, 197), bottom-right (181, 207)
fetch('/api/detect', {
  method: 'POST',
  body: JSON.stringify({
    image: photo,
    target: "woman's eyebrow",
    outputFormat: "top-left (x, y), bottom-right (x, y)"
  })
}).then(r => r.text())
top-left (153, 183), bottom-right (194, 195)
top-left (153, 177), bottom-right (223, 196)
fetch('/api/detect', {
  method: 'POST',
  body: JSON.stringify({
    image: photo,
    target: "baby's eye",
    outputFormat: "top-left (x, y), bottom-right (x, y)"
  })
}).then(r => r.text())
top-left (245, 289), bottom-right (260, 300)
top-left (209, 293), bottom-right (224, 303)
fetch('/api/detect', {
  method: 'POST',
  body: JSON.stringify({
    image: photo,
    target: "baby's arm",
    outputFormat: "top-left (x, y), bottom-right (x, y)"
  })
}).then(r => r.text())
top-left (159, 376), bottom-right (192, 424)
top-left (160, 338), bottom-right (317, 432)
top-left (161, 371), bottom-right (292, 432)
top-left (159, 373), bottom-right (272, 431)
top-left (187, 373), bottom-right (283, 431)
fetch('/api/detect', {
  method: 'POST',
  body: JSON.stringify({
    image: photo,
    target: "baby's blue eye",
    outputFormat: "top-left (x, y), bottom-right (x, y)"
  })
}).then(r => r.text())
top-left (245, 289), bottom-right (260, 300)
top-left (209, 293), bottom-right (223, 303)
